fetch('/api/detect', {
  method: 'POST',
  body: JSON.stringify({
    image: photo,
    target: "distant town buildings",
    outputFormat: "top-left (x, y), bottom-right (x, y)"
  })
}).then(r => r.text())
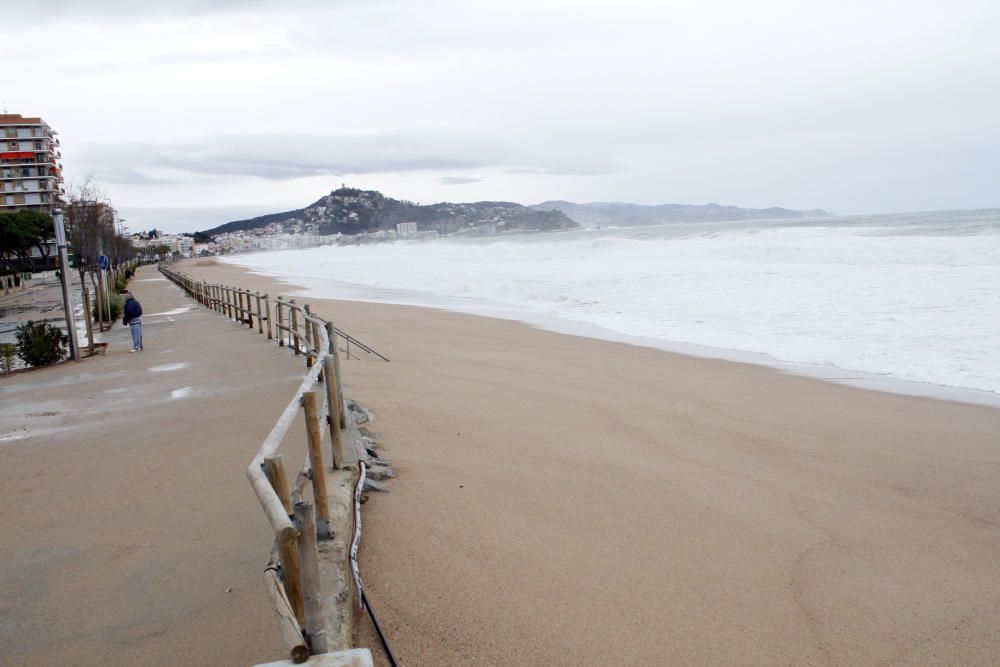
top-left (396, 222), bottom-right (417, 235)
top-left (128, 232), bottom-right (193, 257)
top-left (0, 114), bottom-right (64, 215)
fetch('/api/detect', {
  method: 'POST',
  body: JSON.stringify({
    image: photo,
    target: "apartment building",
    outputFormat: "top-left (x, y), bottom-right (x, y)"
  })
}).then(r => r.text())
top-left (0, 113), bottom-right (64, 215)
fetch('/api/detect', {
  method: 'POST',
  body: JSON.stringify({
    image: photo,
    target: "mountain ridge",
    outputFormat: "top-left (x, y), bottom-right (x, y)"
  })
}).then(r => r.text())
top-left (530, 200), bottom-right (832, 226)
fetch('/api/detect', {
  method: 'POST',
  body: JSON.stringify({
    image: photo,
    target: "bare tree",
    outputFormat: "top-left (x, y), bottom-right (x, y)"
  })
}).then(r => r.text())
top-left (62, 180), bottom-right (134, 346)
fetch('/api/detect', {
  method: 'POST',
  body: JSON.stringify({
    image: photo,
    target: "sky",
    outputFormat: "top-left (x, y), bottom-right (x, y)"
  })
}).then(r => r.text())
top-left (5, 0), bottom-right (999, 233)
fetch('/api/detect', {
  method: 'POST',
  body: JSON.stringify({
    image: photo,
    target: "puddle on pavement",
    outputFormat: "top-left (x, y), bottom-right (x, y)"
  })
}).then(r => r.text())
top-left (148, 363), bottom-right (189, 372)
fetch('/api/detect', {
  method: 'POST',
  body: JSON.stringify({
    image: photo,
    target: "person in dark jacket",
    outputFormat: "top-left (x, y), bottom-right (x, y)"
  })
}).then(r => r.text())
top-left (122, 291), bottom-right (144, 352)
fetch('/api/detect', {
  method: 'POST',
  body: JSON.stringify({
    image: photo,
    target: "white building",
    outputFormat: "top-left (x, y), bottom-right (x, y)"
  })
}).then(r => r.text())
top-left (0, 114), bottom-right (64, 215)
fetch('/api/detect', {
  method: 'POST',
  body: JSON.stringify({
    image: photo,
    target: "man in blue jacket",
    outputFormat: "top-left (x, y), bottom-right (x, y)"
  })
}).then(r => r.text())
top-left (122, 291), bottom-right (144, 352)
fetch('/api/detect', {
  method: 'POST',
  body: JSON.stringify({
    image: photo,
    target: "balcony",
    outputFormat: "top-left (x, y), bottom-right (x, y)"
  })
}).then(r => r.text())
top-left (1, 183), bottom-right (48, 194)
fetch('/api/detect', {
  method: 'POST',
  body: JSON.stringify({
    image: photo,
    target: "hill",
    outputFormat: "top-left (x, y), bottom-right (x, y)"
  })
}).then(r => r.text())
top-left (199, 188), bottom-right (578, 237)
top-left (530, 201), bottom-right (831, 227)
top-left (198, 207), bottom-right (307, 236)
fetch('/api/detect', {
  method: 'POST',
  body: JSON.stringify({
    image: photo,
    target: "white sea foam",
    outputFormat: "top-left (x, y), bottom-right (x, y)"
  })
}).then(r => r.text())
top-left (224, 210), bottom-right (1000, 397)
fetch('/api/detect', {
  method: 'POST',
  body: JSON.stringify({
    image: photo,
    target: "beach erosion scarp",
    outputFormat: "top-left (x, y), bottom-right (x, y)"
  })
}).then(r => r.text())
top-left (187, 256), bottom-right (1000, 666)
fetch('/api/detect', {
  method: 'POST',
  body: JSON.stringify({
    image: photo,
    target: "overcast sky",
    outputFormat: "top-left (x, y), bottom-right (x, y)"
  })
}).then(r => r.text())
top-left (6, 0), bottom-right (999, 233)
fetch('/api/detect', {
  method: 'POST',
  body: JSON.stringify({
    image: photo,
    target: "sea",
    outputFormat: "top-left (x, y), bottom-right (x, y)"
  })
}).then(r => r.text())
top-left (223, 209), bottom-right (1000, 406)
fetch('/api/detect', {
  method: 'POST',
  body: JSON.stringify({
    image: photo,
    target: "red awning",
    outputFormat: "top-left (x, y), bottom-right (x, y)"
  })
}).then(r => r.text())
top-left (0, 151), bottom-right (37, 159)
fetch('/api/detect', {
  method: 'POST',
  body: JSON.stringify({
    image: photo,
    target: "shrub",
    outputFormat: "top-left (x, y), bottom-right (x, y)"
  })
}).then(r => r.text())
top-left (114, 275), bottom-right (129, 293)
top-left (92, 291), bottom-right (123, 322)
top-left (0, 342), bottom-right (16, 374)
top-left (15, 321), bottom-right (68, 367)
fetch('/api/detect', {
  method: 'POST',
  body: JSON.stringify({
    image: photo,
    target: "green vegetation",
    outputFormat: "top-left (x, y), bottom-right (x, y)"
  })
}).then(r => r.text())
top-left (0, 210), bottom-right (54, 275)
top-left (15, 321), bottom-right (68, 367)
top-left (93, 291), bottom-right (123, 323)
top-left (0, 343), bottom-right (16, 374)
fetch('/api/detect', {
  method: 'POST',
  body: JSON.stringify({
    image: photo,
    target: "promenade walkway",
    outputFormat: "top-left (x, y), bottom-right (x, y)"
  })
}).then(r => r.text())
top-left (0, 266), bottom-right (310, 666)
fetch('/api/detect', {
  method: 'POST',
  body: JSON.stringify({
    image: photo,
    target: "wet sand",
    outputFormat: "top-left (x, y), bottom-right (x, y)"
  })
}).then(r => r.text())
top-left (189, 257), bottom-right (1000, 666)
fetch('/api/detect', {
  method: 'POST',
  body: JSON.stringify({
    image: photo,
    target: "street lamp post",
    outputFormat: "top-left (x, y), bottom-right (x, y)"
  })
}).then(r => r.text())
top-left (53, 209), bottom-right (80, 361)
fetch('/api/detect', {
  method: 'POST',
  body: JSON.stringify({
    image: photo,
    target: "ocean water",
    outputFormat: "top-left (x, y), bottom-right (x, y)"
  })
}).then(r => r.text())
top-left (223, 209), bottom-right (1000, 401)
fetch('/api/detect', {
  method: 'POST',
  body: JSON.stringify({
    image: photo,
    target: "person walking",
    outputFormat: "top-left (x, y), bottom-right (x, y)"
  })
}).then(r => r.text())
top-left (122, 291), bottom-right (144, 352)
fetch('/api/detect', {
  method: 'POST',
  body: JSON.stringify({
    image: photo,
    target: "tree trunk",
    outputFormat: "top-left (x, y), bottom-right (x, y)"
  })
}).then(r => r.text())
top-left (89, 271), bottom-right (104, 332)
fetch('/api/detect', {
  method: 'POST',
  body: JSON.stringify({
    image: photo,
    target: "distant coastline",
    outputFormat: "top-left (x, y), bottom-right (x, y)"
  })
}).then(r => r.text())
top-left (194, 186), bottom-right (829, 239)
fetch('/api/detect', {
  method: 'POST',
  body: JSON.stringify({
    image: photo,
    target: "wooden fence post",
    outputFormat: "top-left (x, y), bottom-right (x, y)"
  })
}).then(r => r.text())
top-left (255, 292), bottom-right (264, 334)
top-left (277, 299), bottom-right (286, 346)
top-left (303, 305), bottom-right (314, 367)
top-left (290, 300), bottom-right (300, 355)
top-left (323, 355), bottom-right (344, 469)
top-left (302, 392), bottom-right (331, 539)
top-left (265, 294), bottom-right (273, 340)
top-left (293, 502), bottom-right (328, 655)
top-left (245, 290), bottom-right (253, 328)
top-left (309, 309), bottom-right (322, 367)
top-left (326, 322), bottom-right (347, 429)
top-left (263, 456), bottom-right (305, 626)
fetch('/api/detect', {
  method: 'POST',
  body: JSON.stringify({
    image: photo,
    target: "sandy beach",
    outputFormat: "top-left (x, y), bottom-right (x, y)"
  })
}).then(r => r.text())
top-left (177, 257), bottom-right (1000, 666)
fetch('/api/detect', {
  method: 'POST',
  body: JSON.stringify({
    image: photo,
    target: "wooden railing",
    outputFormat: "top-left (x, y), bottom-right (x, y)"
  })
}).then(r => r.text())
top-left (158, 264), bottom-right (375, 662)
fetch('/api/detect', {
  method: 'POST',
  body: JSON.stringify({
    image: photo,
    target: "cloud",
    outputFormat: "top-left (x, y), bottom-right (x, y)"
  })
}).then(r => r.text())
top-left (438, 176), bottom-right (483, 185)
top-left (13, 0), bottom-right (380, 23)
top-left (116, 205), bottom-right (279, 234)
top-left (505, 165), bottom-right (622, 177)
top-left (86, 167), bottom-right (188, 186)
top-left (77, 130), bottom-right (620, 183)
